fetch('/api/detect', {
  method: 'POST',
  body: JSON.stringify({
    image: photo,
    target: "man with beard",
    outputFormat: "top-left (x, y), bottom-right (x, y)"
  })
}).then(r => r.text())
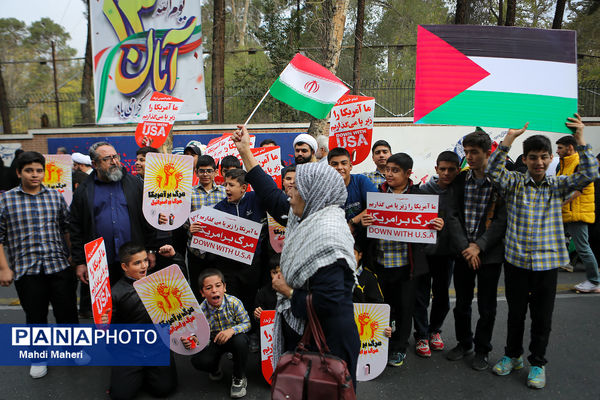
top-left (70, 142), bottom-right (158, 288)
top-left (293, 134), bottom-right (318, 164)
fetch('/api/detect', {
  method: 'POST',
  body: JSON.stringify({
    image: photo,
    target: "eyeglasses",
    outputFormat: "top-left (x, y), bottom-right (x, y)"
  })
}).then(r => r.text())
top-left (197, 169), bottom-right (215, 175)
top-left (100, 154), bottom-right (120, 163)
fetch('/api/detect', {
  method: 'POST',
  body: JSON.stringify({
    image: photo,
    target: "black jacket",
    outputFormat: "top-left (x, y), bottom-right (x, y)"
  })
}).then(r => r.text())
top-left (111, 275), bottom-right (152, 324)
top-left (245, 165), bottom-right (289, 226)
top-left (446, 170), bottom-right (507, 264)
top-left (69, 168), bottom-right (157, 266)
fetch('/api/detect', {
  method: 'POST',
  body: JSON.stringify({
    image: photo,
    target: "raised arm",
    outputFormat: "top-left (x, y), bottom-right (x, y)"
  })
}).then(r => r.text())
top-left (486, 122), bottom-right (529, 194)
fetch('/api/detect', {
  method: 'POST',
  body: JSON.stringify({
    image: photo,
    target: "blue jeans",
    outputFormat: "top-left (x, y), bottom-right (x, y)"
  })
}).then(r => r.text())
top-left (565, 221), bottom-right (600, 285)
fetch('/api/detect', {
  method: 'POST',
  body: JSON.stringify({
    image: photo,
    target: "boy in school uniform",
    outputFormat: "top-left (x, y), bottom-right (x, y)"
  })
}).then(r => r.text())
top-left (487, 115), bottom-right (599, 389)
top-left (183, 268), bottom-right (251, 399)
top-left (101, 242), bottom-right (181, 400)
top-left (365, 153), bottom-right (444, 367)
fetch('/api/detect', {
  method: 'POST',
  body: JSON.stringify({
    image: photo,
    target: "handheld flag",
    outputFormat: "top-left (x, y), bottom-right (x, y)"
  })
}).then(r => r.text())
top-left (269, 53), bottom-right (349, 119)
top-left (414, 25), bottom-right (577, 134)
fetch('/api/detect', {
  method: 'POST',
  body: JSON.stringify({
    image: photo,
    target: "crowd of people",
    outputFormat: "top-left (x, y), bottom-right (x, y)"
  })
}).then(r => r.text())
top-left (0, 114), bottom-right (599, 398)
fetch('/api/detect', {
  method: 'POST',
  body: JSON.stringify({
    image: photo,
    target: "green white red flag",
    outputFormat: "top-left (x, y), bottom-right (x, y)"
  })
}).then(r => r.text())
top-left (414, 25), bottom-right (577, 134)
top-left (270, 53), bottom-right (349, 119)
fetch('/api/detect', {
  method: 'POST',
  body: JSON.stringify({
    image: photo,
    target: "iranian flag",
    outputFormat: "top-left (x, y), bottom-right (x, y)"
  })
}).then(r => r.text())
top-left (270, 53), bottom-right (349, 119)
top-left (415, 25), bottom-right (577, 134)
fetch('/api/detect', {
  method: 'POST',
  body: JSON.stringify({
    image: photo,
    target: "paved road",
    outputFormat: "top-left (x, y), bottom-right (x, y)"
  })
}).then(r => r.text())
top-left (0, 268), bottom-right (598, 399)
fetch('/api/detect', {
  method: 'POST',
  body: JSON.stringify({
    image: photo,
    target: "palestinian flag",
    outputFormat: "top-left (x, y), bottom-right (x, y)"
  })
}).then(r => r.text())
top-left (415, 25), bottom-right (577, 134)
top-left (270, 53), bottom-right (349, 119)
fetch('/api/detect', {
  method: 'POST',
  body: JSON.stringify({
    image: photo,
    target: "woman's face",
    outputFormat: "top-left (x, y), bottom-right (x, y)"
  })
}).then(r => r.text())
top-left (288, 185), bottom-right (306, 217)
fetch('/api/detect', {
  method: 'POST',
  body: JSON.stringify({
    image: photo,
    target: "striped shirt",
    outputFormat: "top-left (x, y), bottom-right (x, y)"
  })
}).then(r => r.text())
top-left (188, 183), bottom-right (227, 256)
top-left (487, 144), bottom-right (599, 271)
top-left (0, 186), bottom-right (70, 279)
top-left (364, 170), bottom-right (387, 187)
top-left (464, 170), bottom-right (493, 242)
top-left (200, 294), bottom-right (251, 337)
top-left (377, 185), bottom-right (409, 268)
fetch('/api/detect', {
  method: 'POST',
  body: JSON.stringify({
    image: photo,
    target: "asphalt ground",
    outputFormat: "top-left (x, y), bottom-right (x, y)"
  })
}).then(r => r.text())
top-left (0, 267), bottom-right (598, 400)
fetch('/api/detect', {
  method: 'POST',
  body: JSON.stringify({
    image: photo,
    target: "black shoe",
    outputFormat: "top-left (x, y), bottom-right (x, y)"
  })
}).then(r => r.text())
top-left (446, 344), bottom-right (473, 361)
top-left (472, 353), bottom-right (489, 371)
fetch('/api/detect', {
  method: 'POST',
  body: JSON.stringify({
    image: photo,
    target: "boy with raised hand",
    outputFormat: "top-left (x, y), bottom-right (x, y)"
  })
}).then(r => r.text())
top-left (366, 153), bottom-right (444, 368)
top-left (183, 269), bottom-right (251, 399)
top-left (0, 151), bottom-right (78, 379)
top-left (444, 131), bottom-right (508, 371)
top-left (100, 242), bottom-right (180, 400)
top-left (487, 115), bottom-right (599, 389)
top-left (413, 151), bottom-right (461, 358)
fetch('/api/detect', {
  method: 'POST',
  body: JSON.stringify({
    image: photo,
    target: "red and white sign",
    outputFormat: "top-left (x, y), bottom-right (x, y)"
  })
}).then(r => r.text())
top-left (366, 192), bottom-right (439, 244)
top-left (84, 238), bottom-right (112, 324)
top-left (329, 95), bottom-right (374, 165)
top-left (268, 214), bottom-right (285, 253)
top-left (251, 146), bottom-right (282, 188)
top-left (260, 310), bottom-right (276, 384)
top-left (189, 207), bottom-right (262, 265)
top-left (204, 133), bottom-right (256, 164)
top-left (135, 92), bottom-right (184, 148)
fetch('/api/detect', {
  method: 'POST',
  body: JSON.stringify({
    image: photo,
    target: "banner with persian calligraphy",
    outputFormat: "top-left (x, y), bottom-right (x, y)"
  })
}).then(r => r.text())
top-left (135, 92), bottom-right (184, 148)
top-left (251, 146), bottom-right (282, 188)
top-left (189, 207), bottom-right (262, 265)
top-left (260, 310), bottom-right (276, 384)
top-left (90, 0), bottom-right (207, 124)
top-left (43, 155), bottom-right (72, 205)
top-left (134, 264), bottom-right (210, 355)
top-left (268, 214), bottom-right (285, 253)
top-left (354, 303), bottom-right (390, 381)
top-left (366, 192), bottom-right (439, 244)
top-left (329, 95), bottom-right (375, 165)
top-left (142, 153), bottom-right (193, 230)
top-left (84, 238), bottom-right (112, 325)
top-left (204, 133), bottom-right (257, 164)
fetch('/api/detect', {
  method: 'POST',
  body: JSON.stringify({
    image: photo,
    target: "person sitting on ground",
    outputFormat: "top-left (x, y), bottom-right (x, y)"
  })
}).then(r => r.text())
top-left (183, 269), bottom-right (251, 399)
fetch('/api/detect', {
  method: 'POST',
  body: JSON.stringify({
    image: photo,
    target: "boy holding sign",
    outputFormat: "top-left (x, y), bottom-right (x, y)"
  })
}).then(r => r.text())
top-left (101, 242), bottom-right (181, 400)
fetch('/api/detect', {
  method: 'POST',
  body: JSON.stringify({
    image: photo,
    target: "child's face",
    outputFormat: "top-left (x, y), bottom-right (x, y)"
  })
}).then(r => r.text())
top-left (121, 251), bottom-right (148, 280)
top-left (197, 165), bottom-right (216, 186)
top-left (354, 250), bottom-right (362, 265)
top-left (17, 162), bottom-right (44, 190)
top-left (329, 155), bottom-right (352, 183)
top-left (269, 266), bottom-right (281, 280)
top-left (134, 154), bottom-right (146, 177)
top-left (282, 171), bottom-right (296, 195)
top-left (463, 145), bottom-right (491, 170)
top-left (224, 176), bottom-right (246, 203)
top-left (435, 161), bottom-right (459, 187)
top-left (385, 162), bottom-right (410, 189)
top-left (372, 146), bottom-right (391, 169)
top-left (200, 275), bottom-right (226, 307)
top-left (523, 150), bottom-right (553, 182)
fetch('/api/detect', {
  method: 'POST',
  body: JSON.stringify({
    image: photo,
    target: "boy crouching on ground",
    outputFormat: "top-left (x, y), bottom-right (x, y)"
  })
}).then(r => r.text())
top-left (183, 268), bottom-right (251, 399)
top-left (487, 115), bottom-right (599, 389)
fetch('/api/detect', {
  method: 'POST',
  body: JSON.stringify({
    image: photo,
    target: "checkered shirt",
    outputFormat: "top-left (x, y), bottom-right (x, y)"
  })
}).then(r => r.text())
top-left (0, 186), bottom-right (70, 280)
top-left (464, 170), bottom-right (493, 242)
top-left (487, 144), bottom-right (600, 271)
top-left (364, 170), bottom-right (386, 187)
top-left (200, 294), bottom-right (251, 336)
top-left (188, 184), bottom-right (227, 256)
top-left (377, 185), bottom-right (409, 268)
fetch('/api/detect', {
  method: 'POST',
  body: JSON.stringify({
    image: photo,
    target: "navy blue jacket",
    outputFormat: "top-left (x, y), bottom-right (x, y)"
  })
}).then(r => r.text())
top-left (245, 165), bottom-right (289, 226)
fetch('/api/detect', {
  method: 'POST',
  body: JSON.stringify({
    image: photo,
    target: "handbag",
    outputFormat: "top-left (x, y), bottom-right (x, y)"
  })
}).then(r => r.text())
top-left (271, 294), bottom-right (356, 400)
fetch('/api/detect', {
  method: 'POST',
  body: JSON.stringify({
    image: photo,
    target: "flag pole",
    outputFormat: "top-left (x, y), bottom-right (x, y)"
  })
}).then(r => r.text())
top-left (243, 89), bottom-right (270, 126)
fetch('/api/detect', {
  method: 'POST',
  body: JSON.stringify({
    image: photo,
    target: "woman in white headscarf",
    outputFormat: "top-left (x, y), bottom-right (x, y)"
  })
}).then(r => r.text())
top-left (271, 161), bottom-right (360, 388)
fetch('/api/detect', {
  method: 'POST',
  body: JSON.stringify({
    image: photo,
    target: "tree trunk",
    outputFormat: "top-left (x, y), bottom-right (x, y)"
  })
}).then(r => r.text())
top-left (505, 0), bottom-right (516, 25)
top-left (498, 0), bottom-right (504, 25)
top-left (455, 0), bottom-right (467, 24)
top-left (212, 0), bottom-right (226, 124)
top-left (307, 0), bottom-right (350, 137)
top-left (80, 0), bottom-right (94, 124)
top-left (552, 0), bottom-right (567, 29)
top-left (0, 64), bottom-right (12, 134)
top-left (352, 0), bottom-right (365, 95)
top-left (230, 0), bottom-right (239, 46)
top-left (239, 0), bottom-right (251, 48)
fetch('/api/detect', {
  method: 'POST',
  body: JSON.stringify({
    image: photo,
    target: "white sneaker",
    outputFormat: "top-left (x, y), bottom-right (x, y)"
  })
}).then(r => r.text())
top-left (29, 363), bottom-right (47, 379)
top-left (574, 280), bottom-right (600, 293)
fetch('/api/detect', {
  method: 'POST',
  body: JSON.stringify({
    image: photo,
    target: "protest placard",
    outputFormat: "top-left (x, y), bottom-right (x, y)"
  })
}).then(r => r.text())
top-left (251, 146), bottom-right (282, 187)
top-left (189, 207), bottom-right (262, 265)
top-left (43, 154), bottom-right (73, 205)
top-left (135, 92), bottom-right (184, 148)
top-left (260, 310), bottom-right (276, 384)
top-left (204, 133), bottom-right (256, 164)
top-left (142, 153), bottom-right (193, 231)
top-left (268, 214), bottom-right (285, 253)
top-left (134, 264), bottom-right (210, 355)
top-left (84, 238), bottom-right (112, 325)
top-left (366, 192), bottom-right (439, 244)
top-left (354, 303), bottom-right (390, 381)
top-left (329, 95), bottom-right (375, 165)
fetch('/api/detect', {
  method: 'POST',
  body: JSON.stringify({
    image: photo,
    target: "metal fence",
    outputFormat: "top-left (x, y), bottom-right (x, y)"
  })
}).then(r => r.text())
top-left (2, 80), bottom-right (600, 133)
